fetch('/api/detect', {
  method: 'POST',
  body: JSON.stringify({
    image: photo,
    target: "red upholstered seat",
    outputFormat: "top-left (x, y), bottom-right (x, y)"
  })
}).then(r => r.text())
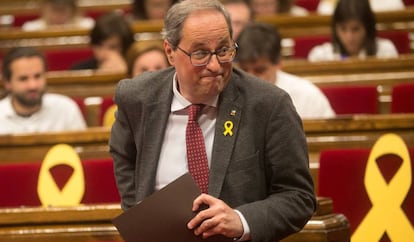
top-left (293, 35), bottom-right (330, 59)
top-left (391, 82), bottom-right (414, 113)
top-left (12, 13), bottom-right (39, 27)
top-left (294, 0), bottom-right (320, 12)
top-left (0, 159), bottom-right (120, 207)
top-left (403, 0), bottom-right (414, 6)
top-left (318, 147), bottom-right (414, 236)
top-left (320, 85), bottom-right (378, 115)
top-left (45, 48), bottom-right (94, 71)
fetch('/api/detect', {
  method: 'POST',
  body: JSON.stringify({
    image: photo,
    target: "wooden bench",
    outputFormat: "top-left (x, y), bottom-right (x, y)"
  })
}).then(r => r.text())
top-left (0, 197), bottom-right (350, 242)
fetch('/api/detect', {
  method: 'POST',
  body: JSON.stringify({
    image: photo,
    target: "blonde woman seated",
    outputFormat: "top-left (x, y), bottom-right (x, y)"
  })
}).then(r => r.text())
top-left (126, 40), bottom-right (170, 77)
top-left (308, 0), bottom-right (398, 62)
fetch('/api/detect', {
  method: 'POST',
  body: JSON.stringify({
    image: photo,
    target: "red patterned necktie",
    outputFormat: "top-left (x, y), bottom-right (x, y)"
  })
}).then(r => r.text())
top-left (186, 104), bottom-right (209, 193)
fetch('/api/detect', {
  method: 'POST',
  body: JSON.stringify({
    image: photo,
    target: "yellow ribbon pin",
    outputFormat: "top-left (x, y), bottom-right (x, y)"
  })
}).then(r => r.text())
top-left (223, 121), bottom-right (233, 136)
top-left (352, 133), bottom-right (414, 242)
top-left (37, 144), bottom-right (85, 207)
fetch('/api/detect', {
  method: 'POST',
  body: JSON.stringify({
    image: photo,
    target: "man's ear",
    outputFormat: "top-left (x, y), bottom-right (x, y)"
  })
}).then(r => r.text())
top-left (164, 40), bottom-right (175, 65)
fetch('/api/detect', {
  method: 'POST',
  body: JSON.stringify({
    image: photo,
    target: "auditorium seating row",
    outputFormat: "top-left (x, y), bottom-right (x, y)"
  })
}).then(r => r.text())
top-left (1, 115), bottom-right (414, 241)
top-left (1, 7), bottom-right (414, 69)
top-left (0, 0), bottom-right (132, 27)
top-left (1, 56), bottom-right (413, 127)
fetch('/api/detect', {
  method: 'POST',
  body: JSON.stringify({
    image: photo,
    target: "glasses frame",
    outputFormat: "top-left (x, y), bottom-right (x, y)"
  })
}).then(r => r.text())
top-left (175, 43), bottom-right (238, 67)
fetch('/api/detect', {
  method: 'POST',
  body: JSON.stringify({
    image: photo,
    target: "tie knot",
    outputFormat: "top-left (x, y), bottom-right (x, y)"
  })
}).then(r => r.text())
top-left (187, 104), bottom-right (202, 121)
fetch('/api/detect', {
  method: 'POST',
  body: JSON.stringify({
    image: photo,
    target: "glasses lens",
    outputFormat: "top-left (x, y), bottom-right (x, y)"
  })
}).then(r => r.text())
top-left (217, 47), bottom-right (236, 63)
top-left (190, 45), bottom-right (237, 66)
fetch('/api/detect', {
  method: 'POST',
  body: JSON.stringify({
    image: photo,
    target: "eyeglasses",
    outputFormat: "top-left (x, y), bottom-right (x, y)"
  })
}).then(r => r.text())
top-left (176, 43), bottom-right (238, 67)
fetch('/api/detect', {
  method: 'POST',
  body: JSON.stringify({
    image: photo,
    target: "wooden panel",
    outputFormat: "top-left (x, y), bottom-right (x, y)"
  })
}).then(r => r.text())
top-left (0, 197), bottom-right (349, 242)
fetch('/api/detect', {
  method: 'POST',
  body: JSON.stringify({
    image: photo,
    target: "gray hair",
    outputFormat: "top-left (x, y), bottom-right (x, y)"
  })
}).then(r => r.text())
top-left (161, 0), bottom-right (233, 48)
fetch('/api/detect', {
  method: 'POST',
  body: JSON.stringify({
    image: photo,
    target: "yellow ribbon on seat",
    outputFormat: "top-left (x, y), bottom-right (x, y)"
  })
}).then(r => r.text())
top-left (37, 144), bottom-right (85, 207)
top-left (352, 133), bottom-right (414, 241)
top-left (103, 104), bottom-right (117, 127)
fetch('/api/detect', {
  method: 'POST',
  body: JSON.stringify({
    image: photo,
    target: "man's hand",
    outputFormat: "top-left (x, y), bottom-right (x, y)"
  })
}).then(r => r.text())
top-left (187, 193), bottom-right (244, 239)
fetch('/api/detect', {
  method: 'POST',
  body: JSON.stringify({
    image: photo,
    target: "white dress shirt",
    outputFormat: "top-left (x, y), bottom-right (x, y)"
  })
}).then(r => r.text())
top-left (0, 93), bottom-right (86, 134)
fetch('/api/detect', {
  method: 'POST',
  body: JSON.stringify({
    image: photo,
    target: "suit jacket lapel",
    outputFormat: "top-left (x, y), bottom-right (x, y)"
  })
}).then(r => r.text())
top-left (136, 76), bottom-right (174, 199)
top-left (209, 78), bottom-right (242, 197)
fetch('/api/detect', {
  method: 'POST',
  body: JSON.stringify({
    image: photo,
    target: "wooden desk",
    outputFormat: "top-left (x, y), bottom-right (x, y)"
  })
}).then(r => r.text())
top-left (0, 127), bottom-right (111, 163)
top-left (282, 54), bottom-right (414, 76)
top-left (0, 197), bottom-right (349, 242)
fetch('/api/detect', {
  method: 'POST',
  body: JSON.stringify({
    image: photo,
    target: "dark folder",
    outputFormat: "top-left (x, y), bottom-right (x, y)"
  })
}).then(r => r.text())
top-left (112, 173), bottom-right (232, 242)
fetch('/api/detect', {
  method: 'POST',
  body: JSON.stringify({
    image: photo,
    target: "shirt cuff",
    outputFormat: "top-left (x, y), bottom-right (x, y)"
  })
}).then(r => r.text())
top-left (234, 209), bottom-right (251, 241)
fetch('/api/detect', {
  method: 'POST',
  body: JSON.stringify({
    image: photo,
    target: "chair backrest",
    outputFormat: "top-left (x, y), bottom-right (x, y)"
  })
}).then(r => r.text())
top-left (0, 157), bottom-right (120, 207)
top-left (378, 31), bottom-right (410, 54)
top-left (318, 134), bottom-right (414, 239)
top-left (391, 82), bottom-right (414, 113)
top-left (320, 85), bottom-right (378, 115)
top-left (293, 35), bottom-right (330, 59)
top-left (294, 0), bottom-right (320, 12)
top-left (45, 48), bottom-right (94, 71)
top-left (403, 0), bottom-right (414, 6)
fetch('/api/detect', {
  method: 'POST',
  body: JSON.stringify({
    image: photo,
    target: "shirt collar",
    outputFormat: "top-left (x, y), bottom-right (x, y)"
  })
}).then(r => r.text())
top-left (171, 72), bottom-right (218, 113)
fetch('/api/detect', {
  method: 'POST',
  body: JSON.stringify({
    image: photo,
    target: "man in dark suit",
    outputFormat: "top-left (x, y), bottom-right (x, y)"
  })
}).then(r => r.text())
top-left (109, 0), bottom-right (316, 241)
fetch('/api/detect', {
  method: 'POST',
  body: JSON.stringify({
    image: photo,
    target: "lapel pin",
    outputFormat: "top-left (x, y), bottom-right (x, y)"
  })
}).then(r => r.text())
top-left (230, 110), bottom-right (236, 116)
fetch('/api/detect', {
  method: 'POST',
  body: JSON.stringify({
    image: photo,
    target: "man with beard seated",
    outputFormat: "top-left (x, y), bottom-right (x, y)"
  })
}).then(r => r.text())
top-left (0, 47), bottom-right (86, 134)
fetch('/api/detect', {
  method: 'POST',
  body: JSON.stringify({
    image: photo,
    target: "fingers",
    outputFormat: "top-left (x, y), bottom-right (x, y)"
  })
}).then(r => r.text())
top-left (187, 194), bottom-right (244, 239)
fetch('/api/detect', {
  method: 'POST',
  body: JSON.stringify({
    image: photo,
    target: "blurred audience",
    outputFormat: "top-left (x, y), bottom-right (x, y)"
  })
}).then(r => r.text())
top-left (0, 47), bottom-right (86, 134)
top-left (236, 23), bottom-right (335, 119)
top-left (251, 0), bottom-right (309, 16)
top-left (22, 0), bottom-right (94, 31)
top-left (70, 12), bottom-right (134, 73)
top-left (222, 0), bottom-right (254, 40)
top-left (126, 40), bottom-right (170, 77)
top-left (130, 0), bottom-right (178, 20)
top-left (317, 0), bottom-right (405, 15)
top-left (308, 0), bottom-right (398, 62)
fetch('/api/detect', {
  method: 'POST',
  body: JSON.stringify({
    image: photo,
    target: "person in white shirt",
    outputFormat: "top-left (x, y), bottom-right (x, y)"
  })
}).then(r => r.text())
top-left (22, 0), bottom-right (94, 31)
top-left (317, 0), bottom-right (405, 15)
top-left (0, 47), bottom-right (86, 134)
top-left (236, 22), bottom-right (336, 119)
top-left (308, 0), bottom-right (398, 62)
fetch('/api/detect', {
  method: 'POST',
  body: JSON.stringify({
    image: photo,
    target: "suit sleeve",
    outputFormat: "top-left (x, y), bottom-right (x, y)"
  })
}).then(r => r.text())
top-left (109, 80), bottom-right (138, 210)
top-left (237, 91), bottom-right (316, 242)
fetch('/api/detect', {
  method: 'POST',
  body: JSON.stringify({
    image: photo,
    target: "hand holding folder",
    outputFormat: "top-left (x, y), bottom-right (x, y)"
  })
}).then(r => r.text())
top-left (112, 173), bottom-right (232, 242)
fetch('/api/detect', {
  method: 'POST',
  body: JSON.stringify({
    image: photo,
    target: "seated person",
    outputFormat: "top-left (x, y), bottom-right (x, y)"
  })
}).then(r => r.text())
top-left (0, 47), bottom-right (86, 134)
top-left (309, 0), bottom-right (399, 62)
top-left (251, 0), bottom-right (309, 16)
top-left (236, 22), bottom-right (335, 119)
top-left (22, 0), bottom-right (94, 31)
top-left (126, 40), bottom-right (169, 77)
top-left (70, 12), bottom-right (134, 73)
top-left (317, 0), bottom-right (405, 15)
top-left (222, 0), bottom-right (254, 40)
top-left (129, 0), bottom-right (178, 20)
